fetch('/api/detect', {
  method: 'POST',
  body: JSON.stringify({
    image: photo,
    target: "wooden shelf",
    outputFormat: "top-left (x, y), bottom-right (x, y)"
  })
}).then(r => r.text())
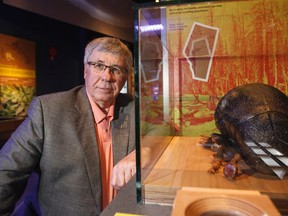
top-left (142, 136), bottom-right (288, 214)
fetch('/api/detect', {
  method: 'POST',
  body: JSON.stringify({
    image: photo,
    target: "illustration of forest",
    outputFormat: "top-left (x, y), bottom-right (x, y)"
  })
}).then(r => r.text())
top-left (138, 0), bottom-right (288, 136)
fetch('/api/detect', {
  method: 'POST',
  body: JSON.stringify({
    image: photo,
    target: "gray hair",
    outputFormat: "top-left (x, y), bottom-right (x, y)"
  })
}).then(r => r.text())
top-left (84, 37), bottom-right (133, 73)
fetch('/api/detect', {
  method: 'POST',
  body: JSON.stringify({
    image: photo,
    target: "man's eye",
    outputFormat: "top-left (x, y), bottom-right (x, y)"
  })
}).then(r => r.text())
top-left (111, 67), bottom-right (121, 74)
top-left (95, 63), bottom-right (105, 70)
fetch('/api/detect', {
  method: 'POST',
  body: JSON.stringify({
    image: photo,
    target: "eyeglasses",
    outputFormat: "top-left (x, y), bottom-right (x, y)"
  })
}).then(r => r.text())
top-left (87, 61), bottom-right (128, 77)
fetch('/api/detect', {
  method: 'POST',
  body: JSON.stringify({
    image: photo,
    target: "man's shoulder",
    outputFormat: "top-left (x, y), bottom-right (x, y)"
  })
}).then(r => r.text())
top-left (38, 86), bottom-right (85, 101)
top-left (30, 86), bottom-right (86, 110)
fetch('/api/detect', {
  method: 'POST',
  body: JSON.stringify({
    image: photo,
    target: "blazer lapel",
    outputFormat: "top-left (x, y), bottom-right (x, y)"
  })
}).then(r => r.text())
top-left (72, 87), bottom-right (102, 208)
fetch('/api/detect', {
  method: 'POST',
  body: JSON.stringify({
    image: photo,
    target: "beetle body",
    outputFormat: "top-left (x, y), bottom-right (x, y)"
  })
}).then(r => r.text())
top-left (214, 83), bottom-right (288, 178)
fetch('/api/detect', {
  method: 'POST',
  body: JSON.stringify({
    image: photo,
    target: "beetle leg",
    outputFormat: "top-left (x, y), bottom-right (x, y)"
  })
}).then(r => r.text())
top-left (208, 159), bottom-right (222, 174)
top-left (223, 153), bottom-right (241, 181)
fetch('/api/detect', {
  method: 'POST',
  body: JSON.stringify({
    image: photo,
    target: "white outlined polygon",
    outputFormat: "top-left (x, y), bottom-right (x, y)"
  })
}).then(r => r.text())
top-left (183, 22), bottom-right (219, 82)
top-left (141, 40), bottom-right (163, 83)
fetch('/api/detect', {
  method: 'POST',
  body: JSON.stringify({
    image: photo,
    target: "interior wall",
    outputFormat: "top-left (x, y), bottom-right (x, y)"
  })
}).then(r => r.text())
top-left (2, 0), bottom-right (134, 43)
top-left (0, 2), bottom-right (133, 96)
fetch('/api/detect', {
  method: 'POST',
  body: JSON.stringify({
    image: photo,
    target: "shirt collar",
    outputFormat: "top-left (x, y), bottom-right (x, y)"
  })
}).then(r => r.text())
top-left (86, 89), bottom-right (115, 124)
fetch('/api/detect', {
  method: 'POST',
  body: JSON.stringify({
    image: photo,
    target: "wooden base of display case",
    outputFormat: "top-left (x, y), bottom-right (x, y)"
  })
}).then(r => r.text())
top-left (142, 136), bottom-right (288, 214)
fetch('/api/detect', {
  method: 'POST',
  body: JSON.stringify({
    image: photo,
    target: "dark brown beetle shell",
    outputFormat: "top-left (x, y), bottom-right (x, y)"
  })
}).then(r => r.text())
top-left (214, 83), bottom-right (288, 176)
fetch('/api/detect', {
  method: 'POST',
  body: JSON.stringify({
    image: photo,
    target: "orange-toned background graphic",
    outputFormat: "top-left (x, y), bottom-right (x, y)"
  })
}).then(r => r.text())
top-left (139, 0), bottom-right (288, 136)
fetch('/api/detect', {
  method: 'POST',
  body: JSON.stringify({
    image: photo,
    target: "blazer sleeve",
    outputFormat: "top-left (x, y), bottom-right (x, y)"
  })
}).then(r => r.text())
top-left (0, 97), bottom-right (44, 215)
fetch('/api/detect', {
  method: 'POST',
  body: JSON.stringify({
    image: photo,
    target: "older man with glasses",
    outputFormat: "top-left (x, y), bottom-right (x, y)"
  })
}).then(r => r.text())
top-left (0, 37), bottom-right (136, 215)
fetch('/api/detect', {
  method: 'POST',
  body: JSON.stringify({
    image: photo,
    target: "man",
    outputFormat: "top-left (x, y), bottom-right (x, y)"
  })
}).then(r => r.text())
top-left (0, 37), bottom-right (136, 215)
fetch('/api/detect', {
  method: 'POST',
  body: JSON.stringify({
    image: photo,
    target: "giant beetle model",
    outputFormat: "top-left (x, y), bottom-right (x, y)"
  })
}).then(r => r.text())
top-left (207, 83), bottom-right (288, 180)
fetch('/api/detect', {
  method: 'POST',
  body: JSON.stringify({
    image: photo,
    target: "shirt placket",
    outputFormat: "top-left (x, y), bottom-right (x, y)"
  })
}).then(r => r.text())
top-left (100, 117), bottom-right (111, 142)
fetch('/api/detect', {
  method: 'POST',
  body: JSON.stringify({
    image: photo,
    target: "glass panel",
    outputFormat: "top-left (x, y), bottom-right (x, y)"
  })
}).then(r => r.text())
top-left (135, 4), bottom-right (176, 202)
top-left (134, 0), bottom-right (288, 211)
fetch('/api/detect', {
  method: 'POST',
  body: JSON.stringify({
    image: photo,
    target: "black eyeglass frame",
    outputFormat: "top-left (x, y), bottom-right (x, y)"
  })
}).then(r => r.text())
top-left (87, 61), bottom-right (128, 76)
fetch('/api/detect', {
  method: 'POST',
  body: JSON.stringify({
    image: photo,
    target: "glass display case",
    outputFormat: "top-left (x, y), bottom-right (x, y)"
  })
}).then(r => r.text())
top-left (134, 0), bottom-right (288, 214)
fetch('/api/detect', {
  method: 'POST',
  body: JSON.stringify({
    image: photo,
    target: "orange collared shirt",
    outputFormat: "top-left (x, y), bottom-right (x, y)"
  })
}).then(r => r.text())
top-left (86, 91), bottom-right (116, 210)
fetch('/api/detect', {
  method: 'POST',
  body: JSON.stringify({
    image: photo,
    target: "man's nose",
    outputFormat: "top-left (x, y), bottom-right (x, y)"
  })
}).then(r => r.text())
top-left (101, 68), bottom-right (113, 81)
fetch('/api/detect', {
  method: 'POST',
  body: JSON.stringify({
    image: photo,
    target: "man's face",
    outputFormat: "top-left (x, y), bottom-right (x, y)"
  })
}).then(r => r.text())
top-left (84, 50), bottom-right (128, 109)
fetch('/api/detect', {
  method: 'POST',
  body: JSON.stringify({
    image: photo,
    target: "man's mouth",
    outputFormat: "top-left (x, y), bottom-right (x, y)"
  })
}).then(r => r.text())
top-left (98, 87), bottom-right (113, 93)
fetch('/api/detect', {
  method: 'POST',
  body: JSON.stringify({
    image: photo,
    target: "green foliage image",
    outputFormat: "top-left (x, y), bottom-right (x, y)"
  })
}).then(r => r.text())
top-left (0, 84), bottom-right (35, 117)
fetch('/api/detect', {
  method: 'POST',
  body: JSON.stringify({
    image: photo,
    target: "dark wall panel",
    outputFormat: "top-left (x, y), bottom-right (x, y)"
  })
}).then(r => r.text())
top-left (0, 1), bottom-right (132, 95)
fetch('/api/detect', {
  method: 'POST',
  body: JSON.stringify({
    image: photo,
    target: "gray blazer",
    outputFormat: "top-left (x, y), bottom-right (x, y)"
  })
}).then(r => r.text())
top-left (0, 86), bottom-right (135, 215)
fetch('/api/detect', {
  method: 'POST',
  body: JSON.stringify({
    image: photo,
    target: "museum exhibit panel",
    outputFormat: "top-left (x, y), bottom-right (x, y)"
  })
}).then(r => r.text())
top-left (0, 34), bottom-right (35, 147)
top-left (133, 0), bottom-right (288, 215)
